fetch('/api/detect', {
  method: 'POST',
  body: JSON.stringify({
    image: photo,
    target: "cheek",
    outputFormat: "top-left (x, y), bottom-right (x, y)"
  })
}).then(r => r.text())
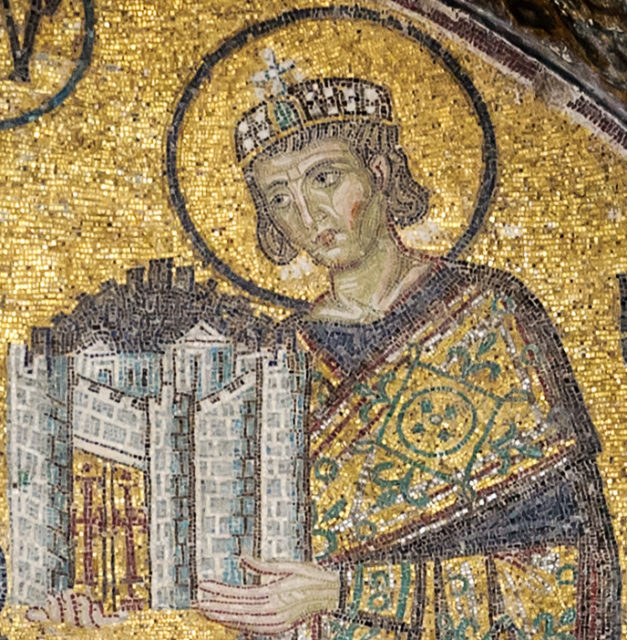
top-left (267, 213), bottom-right (300, 249)
top-left (332, 178), bottom-right (369, 228)
top-left (283, 221), bottom-right (308, 249)
top-left (270, 204), bottom-right (301, 232)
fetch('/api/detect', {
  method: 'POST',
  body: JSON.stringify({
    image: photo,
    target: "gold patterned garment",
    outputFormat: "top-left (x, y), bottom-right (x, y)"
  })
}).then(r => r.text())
top-left (298, 259), bottom-right (618, 639)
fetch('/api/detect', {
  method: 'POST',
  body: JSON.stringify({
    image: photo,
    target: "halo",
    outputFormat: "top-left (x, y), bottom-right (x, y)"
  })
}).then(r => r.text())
top-left (166, 5), bottom-right (497, 311)
top-left (0, 0), bottom-right (94, 130)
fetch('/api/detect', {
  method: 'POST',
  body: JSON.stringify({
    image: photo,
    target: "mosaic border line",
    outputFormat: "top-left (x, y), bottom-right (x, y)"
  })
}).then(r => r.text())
top-left (389, 0), bottom-right (627, 151)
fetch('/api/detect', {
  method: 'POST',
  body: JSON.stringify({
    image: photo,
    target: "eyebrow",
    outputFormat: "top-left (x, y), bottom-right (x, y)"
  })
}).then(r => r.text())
top-left (304, 160), bottom-right (336, 179)
top-left (264, 178), bottom-right (288, 191)
top-left (257, 149), bottom-right (352, 186)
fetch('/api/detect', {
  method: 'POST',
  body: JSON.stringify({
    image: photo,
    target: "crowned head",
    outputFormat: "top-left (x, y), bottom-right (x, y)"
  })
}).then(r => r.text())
top-left (235, 50), bottom-right (430, 267)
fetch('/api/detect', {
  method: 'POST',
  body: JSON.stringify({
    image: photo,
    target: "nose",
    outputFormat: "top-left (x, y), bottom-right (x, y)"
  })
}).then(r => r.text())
top-left (292, 187), bottom-right (316, 229)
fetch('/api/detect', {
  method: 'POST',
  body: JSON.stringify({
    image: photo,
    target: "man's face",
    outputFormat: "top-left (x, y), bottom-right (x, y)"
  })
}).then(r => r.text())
top-left (253, 138), bottom-right (387, 270)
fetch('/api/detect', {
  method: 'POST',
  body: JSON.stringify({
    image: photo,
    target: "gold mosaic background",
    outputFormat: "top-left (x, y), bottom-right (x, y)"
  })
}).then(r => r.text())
top-left (0, 0), bottom-right (625, 636)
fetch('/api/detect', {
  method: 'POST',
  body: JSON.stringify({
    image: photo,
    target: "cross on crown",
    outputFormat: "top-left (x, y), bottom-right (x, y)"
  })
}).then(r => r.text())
top-left (251, 49), bottom-right (301, 100)
top-left (234, 49), bottom-right (394, 164)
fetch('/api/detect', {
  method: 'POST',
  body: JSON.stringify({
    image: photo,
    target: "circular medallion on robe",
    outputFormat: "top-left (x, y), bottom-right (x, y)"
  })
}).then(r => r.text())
top-left (0, 0), bottom-right (94, 129)
top-left (170, 6), bottom-right (491, 310)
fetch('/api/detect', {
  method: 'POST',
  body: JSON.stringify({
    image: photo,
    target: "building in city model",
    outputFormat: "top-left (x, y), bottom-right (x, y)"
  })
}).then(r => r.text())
top-left (6, 260), bottom-right (308, 611)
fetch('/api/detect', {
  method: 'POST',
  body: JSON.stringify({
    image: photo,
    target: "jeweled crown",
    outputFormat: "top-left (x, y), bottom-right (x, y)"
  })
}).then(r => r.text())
top-left (235, 49), bottom-right (394, 164)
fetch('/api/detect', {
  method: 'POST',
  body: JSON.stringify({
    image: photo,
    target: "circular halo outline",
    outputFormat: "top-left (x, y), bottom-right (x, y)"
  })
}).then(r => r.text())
top-left (166, 4), bottom-right (497, 311)
top-left (0, 0), bottom-right (95, 131)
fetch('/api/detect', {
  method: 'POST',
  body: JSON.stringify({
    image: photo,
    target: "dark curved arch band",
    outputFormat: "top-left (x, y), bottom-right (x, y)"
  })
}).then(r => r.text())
top-left (166, 4), bottom-right (498, 311)
top-left (0, 0), bottom-right (95, 131)
top-left (0, 545), bottom-right (5, 612)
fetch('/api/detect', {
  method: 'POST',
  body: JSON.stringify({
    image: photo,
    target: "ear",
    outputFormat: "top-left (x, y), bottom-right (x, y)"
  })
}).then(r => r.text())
top-left (369, 154), bottom-right (390, 191)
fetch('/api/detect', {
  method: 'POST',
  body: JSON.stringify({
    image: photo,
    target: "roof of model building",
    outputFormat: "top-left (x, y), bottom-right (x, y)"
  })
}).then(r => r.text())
top-left (30, 259), bottom-right (280, 356)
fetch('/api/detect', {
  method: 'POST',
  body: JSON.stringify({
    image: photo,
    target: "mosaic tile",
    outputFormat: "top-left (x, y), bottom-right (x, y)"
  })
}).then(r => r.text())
top-left (0, 1), bottom-right (624, 639)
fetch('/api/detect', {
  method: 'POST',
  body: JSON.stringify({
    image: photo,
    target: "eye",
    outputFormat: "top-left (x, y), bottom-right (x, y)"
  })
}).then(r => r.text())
top-left (268, 193), bottom-right (291, 210)
top-left (312, 169), bottom-right (340, 187)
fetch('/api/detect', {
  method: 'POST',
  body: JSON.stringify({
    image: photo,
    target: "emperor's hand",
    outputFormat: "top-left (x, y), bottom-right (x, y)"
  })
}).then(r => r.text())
top-left (26, 590), bottom-right (127, 628)
top-left (194, 555), bottom-right (340, 635)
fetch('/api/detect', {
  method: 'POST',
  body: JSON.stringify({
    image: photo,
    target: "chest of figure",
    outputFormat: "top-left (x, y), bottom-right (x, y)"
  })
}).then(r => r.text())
top-left (305, 292), bottom-right (576, 561)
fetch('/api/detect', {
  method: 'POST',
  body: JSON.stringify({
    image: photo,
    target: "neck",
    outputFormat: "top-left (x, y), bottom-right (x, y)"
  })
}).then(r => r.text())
top-left (323, 229), bottom-right (431, 322)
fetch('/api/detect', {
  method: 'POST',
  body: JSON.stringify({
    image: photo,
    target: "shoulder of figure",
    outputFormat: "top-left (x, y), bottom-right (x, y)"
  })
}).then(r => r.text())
top-left (440, 258), bottom-right (546, 317)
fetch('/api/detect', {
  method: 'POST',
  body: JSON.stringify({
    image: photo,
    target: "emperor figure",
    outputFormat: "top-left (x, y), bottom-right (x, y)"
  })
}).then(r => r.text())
top-left (195, 57), bottom-right (622, 639)
top-left (26, 54), bottom-right (621, 639)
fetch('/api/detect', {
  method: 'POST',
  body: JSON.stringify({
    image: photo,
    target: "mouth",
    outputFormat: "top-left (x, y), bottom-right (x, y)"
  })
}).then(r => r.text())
top-left (315, 229), bottom-right (338, 247)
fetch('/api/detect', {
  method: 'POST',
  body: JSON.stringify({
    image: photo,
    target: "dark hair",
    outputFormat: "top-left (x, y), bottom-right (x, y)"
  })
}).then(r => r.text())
top-left (243, 119), bottom-right (430, 265)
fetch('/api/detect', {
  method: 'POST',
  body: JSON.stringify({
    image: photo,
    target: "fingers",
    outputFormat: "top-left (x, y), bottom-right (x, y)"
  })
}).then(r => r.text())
top-left (26, 592), bottom-right (73, 626)
top-left (195, 599), bottom-right (300, 635)
top-left (198, 580), bottom-right (276, 600)
top-left (197, 577), bottom-right (307, 603)
top-left (240, 555), bottom-right (307, 577)
top-left (240, 556), bottom-right (338, 584)
top-left (194, 561), bottom-right (336, 635)
top-left (26, 593), bottom-right (65, 624)
top-left (25, 606), bottom-right (49, 623)
top-left (194, 586), bottom-right (323, 634)
top-left (91, 601), bottom-right (128, 627)
top-left (67, 592), bottom-right (86, 627)
top-left (49, 592), bottom-right (64, 622)
top-left (63, 592), bottom-right (95, 627)
top-left (25, 591), bottom-right (126, 628)
top-left (195, 594), bottom-right (309, 619)
top-left (196, 597), bottom-right (287, 618)
top-left (239, 555), bottom-right (287, 577)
